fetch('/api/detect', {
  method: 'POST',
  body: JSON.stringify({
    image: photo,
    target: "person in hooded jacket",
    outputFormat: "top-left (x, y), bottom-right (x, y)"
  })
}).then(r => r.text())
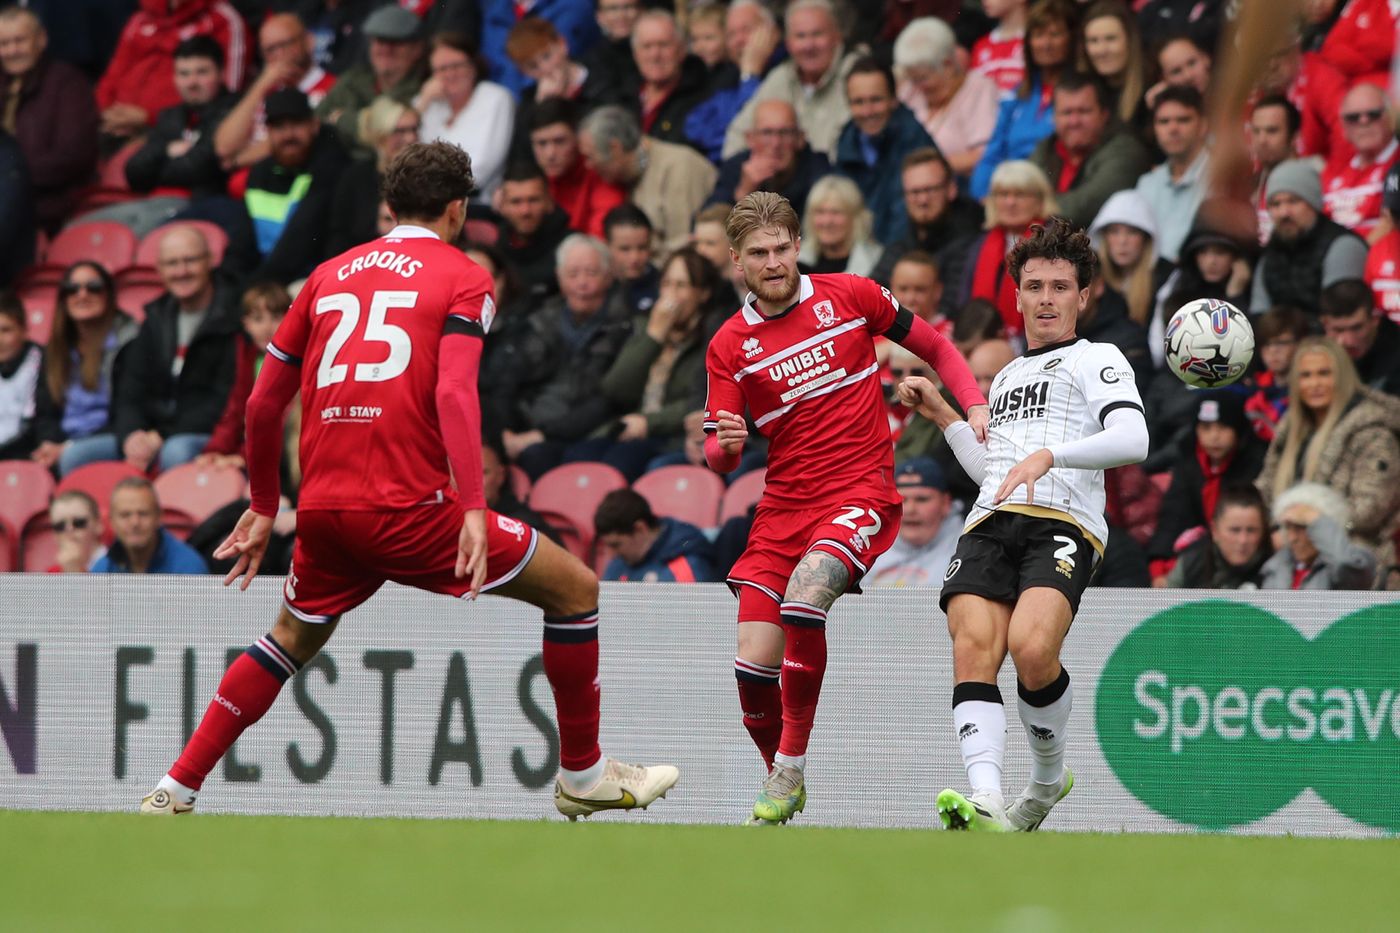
top-left (594, 488), bottom-right (716, 583)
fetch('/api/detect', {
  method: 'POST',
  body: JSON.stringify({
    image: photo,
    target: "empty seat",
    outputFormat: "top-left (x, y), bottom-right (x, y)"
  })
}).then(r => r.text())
top-left (153, 463), bottom-right (246, 527)
top-left (46, 221), bottom-right (137, 274)
top-left (528, 462), bottom-right (627, 560)
top-left (0, 460), bottom-right (55, 545)
top-left (719, 468), bottom-right (765, 523)
top-left (632, 465), bottom-right (725, 529)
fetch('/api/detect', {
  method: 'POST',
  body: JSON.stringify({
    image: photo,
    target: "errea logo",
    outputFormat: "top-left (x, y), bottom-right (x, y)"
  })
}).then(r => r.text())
top-left (742, 337), bottom-right (764, 359)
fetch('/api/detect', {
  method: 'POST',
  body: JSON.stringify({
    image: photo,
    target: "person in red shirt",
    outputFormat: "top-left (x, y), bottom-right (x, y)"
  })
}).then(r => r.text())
top-left (527, 98), bottom-right (626, 239)
top-left (1365, 163), bottom-right (1400, 321)
top-left (705, 190), bottom-right (988, 824)
top-left (971, 0), bottom-right (1028, 93)
top-left (1322, 83), bottom-right (1399, 241)
top-left (140, 141), bottom-right (678, 821)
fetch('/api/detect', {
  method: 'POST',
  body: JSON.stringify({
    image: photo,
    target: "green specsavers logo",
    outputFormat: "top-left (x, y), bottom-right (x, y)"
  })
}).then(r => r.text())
top-left (1096, 600), bottom-right (1400, 831)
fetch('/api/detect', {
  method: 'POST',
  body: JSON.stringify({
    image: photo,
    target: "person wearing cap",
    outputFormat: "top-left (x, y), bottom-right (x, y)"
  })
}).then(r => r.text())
top-left (1133, 84), bottom-right (1210, 263)
top-left (314, 5), bottom-right (426, 148)
top-left (1321, 82), bottom-right (1400, 243)
top-left (865, 457), bottom-right (964, 587)
top-left (1253, 158), bottom-right (1368, 315)
top-left (244, 86), bottom-right (349, 283)
top-left (1248, 95), bottom-right (1301, 245)
top-left (1147, 392), bottom-right (1267, 586)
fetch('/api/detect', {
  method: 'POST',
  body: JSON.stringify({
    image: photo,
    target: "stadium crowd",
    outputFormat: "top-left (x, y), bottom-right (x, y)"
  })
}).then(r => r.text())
top-left (1, 0), bottom-right (1399, 591)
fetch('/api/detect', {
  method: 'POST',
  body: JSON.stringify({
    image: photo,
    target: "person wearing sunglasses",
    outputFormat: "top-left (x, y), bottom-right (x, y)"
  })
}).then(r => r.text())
top-left (1321, 83), bottom-right (1399, 242)
top-left (46, 489), bottom-right (105, 573)
top-left (1260, 482), bottom-right (1376, 590)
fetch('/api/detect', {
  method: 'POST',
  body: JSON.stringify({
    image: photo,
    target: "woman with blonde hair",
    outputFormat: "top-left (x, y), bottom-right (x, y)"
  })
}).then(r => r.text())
top-left (797, 175), bottom-right (882, 277)
top-left (326, 96), bottom-right (422, 255)
top-left (1257, 336), bottom-right (1400, 581)
top-left (893, 17), bottom-right (1003, 175)
top-left (1078, 0), bottom-right (1148, 130)
top-left (1088, 189), bottom-right (1170, 328)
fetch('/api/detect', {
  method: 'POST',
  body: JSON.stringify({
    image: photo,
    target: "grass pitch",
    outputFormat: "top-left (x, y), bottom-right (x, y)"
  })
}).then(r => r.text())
top-left (2, 811), bottom-right (1395, 932)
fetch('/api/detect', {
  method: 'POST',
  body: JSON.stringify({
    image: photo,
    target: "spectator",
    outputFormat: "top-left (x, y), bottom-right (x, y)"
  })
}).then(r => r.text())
top-left (123, 36), bottom-right (235, 232)
top-left (1367, 163), bottom-right (1400, 319)
top-left (722, 0), bottom-right (860, 161)
top-left (92, 477), bottom-right (209, 574)
top-left (315, 5), bottom-right (426, 148)
top-left (871, 147), bottom-right (983, 291)
top-left (1078, 273), bottom-right (1151, 383)
top-left (578, 0), bottom-right (641, 117)
top-left (1259, 336), bottom-right (1400, 578)
top-left (893, 17), bottom-right (1001, 177)
top-left (527, 98), bottom-right (626, 239)
top-left (503, 234), bottom-right (634, 479)
top-left (480, 436), bottom-right (557, 541)
top-left (324, 96), bottom-right (420, 257)
top-left (1089, 189), bottom-right (1170, 333)
top-left (833, 56), bottom-right (936, 245)
top-left (1255, 37), bottom-right (1345, 164)
top-left (1243, 305), bottom-right (1310, 443)
top-left (245, 88), bottom-right (350, 283)
top-left (1318, 280), bottom-right (1400, 397)
top-left (971, 0), bottom-right (1028, 93)
top-left (956, 159), bottom-right (1057, 342)
top-left (594, 488), bottom-right (716, 583)
top-left (1147, 393), bottom-right (1267, 584)
top-left (95, 0), bottom-right (248, 143)
top-left (969, 337), bottom-right (1017, 399)
top-left (29, 262), bottom-right (140, 476)
top-left (0, 292), bottom-right (40, 460)
top-left (866, 457), bottom-right (964, 587)
top-left (686, 3), bottom-right (727, 73)
top-left (889, 251), bottom-right (943, 324)
top-left (212, 13), bottom-right (337, 175)
top-left (479, 0), bottom-right (600, 98)
top-left (797, 175), bottom-right (882, 277)
top-left (0, 7), bottom-right (97, 233)
top-left (690, 203), bottom-right (745, 302)
top-left (1156, 205), bottom-right (1256, 363)
top-left (1144, 32), bottom-right (1212, 110)
top-left (1321, 83), bottom-right (1399, 242)
top-left (604, 204), bottom-right (659, 315)
top-left (615, 10), bottom-right (708, 147)
top-left (1029, 71), bottom-right (1150, 228)
top-left (197, 281), bottom-right (290, 470)
top-left (1253, 160), bottom-right (1368, 316)
top-left (112, 225), bottom-right (241, 472)
top-left (46, 489), bottom-right (106, 573)
top-left (1134, 85), bottom-right (1210, 262)
top-left (412, 33), bottom-right (514, 202)
top-left (504, 18), bottom-right (598, 160)
top-left (951, 298), bottom-right (1008, 357)
top-left (594, 247), bottom-right (718, 479)
top-left (1260, 482), bottom-right (1377, 590)
top-left (706, 99), bottom-right (830, 219)
top-left (1135, 0), bottom-right (1219, 52)
top-left (682, 0), bottom-right (782, 162)
top-left (1077, 0), bottom-right (1147, 131)
top-left (470, 241), bottom-right (532, 442)
top-left (579, 104), bottom-right (716, 252)
top-left (283, 0), bottom-right (380, 76)
top-left (1316, 0), bottom-right (1397, 84)
top-left (970, 0), bottom-right (1077, 201)
top-left (1164, 484), bottom-right (1274, 589)
top-left (494, 160), bottom-right (571, 305)
top-left (1249, 94), bottom-right (1301, 244)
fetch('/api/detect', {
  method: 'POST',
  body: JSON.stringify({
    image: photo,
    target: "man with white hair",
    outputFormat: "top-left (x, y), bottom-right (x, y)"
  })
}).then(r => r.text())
top-left (722, 0), bottom-right (860, 161)
top-left (579, 104), bottom-right (716, 251)
top-left (1322, 82), bottom-right (1400, 241)
top-left (622, 10), bottom-right (709, 145)
top-left (1260, 482), bottom-right (1376, 589)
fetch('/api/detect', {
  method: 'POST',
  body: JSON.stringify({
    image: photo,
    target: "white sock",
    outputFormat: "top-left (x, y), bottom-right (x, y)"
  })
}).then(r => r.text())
top-left (773, 752), bottom-right (805, 772)
top-left (1018, 668), bottom-right (1073, 798)
top-left (952, 683), bottom-right (1005, 797)
top-left (559, 758), bottom-right (605, 794)
top-left (157, 774), bottom-right (197, 805)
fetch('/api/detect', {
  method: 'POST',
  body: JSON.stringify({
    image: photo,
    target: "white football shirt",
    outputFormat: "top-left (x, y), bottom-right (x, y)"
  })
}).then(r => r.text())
top-left (965, 338), bottom-right (1144, 550)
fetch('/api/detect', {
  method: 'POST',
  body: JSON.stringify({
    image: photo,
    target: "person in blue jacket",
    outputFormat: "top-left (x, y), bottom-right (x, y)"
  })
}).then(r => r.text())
top-left (481, 0), bottom-right (601, 98)
top-left (92, 477), bottom-right (208, 574)
top-left (594, 488), bottom-right (715, 582)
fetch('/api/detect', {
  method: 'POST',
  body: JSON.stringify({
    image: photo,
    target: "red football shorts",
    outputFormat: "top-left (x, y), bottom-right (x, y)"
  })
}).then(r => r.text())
top-left (283, 503), bottom-right (538, 622)
top-left (727, 497), bottom-right (902, 618)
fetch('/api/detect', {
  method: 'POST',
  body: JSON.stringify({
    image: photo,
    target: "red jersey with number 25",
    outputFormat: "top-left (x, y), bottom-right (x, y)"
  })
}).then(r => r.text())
top-left (267, 226), bottom-right (495, 512)
top-left (705, 274), bottom-right (908, 510)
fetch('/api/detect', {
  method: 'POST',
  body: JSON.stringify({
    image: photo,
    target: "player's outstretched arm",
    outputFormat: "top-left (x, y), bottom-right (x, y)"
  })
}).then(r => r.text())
top-left (894, 314), bottom-right (989, 440)
top-left (898, 376), bottom-right (988, 485)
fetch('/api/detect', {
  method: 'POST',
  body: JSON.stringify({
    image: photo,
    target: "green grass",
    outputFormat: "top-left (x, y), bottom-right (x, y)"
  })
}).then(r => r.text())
top-left (2, 811), bottom-right (1396, 932)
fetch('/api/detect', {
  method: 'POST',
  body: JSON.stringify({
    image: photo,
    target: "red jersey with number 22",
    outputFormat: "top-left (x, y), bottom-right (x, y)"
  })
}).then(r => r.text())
top-left (267, 226), bottom-right (495, 511)
top-left (705, 274), bottom-right (907, 510)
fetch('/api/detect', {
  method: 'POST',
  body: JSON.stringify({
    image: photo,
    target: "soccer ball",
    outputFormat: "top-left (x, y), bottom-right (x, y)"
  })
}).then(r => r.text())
top-left (1164, 298), bottom-right (1255, 389)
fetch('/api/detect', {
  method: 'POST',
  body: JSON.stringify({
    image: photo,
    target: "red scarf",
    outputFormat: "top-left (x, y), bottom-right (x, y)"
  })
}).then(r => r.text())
top-left (970, 224), bottom-right (1040, 337)
top-left (1054, 138), bottom-right (1083, 192)
top-left (1195, 442), bottom-right (1235, 524)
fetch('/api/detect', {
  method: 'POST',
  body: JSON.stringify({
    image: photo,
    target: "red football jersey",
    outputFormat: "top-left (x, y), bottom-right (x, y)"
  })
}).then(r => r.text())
top-left (268, 226), bottom-right (495, 511)
top-left (704, 274), bottom-right (909, 510)
top-left (971, 30), bottom-right (1025, 94)
top-left (1323, 139), bottom-right (1400, 238)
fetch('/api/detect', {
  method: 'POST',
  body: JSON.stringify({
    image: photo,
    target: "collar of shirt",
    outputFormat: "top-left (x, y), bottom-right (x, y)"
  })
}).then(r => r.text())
top-left (1351, 136), bottom-right (1400, 171)
top-left (387, 224), bottom-right (439, 239)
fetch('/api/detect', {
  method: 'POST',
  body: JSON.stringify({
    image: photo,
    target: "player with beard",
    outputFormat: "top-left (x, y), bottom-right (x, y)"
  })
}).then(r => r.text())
top-left (705, 191), bottom-right (989, 824)
top-left (898, 218), bottom-right (1149, 831)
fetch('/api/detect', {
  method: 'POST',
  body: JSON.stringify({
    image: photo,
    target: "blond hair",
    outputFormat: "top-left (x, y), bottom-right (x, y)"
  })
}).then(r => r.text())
top-left (1097, 228), bottom-right (1157, 327)
top-left (801, 175), bottom-right (872, 256)
top-left (984, 160), bottom-right (1059, 229)
top-left (725, 191), bottom-right (800, 250)
top-left (1271, 337), bottom-right (1363, 500)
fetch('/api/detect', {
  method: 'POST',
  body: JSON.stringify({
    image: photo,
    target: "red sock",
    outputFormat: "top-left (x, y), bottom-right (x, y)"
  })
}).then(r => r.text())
top-left (777, 603), bottom-right (828, 760)
top-left (735, 658), bottom-right (783, 768)
top-left (542, 610), bottom-right (602, 771)
top-left (169, 635), bottom-right (300, 790)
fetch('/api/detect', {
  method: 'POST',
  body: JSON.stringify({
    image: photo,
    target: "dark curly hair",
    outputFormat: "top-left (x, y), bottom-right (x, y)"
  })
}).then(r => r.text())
top-left (382, 141), bottom-right (476, 223)
top-left (1008, 217), bottom-right (1098, 288)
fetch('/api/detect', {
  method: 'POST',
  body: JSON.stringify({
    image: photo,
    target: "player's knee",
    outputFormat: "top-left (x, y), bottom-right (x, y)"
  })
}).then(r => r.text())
top-left (1008, 632), bottom-right (1060, 685)
top-left (271, 611), bottom-right (335, 665)
top-left (553, 559), bottom-right (600, 617)
top-left (737, 621), bottom-right (784, 667)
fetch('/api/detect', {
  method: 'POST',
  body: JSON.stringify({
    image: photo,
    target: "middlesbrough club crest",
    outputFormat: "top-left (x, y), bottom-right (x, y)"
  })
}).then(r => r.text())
top-left (812, 300), bottom-right (839, 328)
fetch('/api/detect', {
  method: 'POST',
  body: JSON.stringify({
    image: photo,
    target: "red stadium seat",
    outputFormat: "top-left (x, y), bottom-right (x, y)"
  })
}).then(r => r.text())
top-left (21, 519), bottom-right (57, 572)
top-left (57, 461), bottom-right (143, 525)
top-left (17, 285), bottom-right (56, 344)
top-left (719, 468), bottom-right (765, 523)
top-left (632, 465), bottom-right (724, 529)
top-left (71, 139), bottom-right (142, 214)
top-left (154, 463), bottom-right (245, 527)
top-left (508, 465), bottom-right (531, 501)
top-left (135, 221), bottom-right (229, 268)
top-left (46, 221), bottom-right (137, 274)
top-left (0, 520), bottom-right (16, 572)
top-left (0, 460), bottom-right (55, 545)
top-left (463, 219), bottom-right (499, 246)
top-left (116, 283), bottom-right (162, 321)
top-left (528, 462), bottom-right (627, 560)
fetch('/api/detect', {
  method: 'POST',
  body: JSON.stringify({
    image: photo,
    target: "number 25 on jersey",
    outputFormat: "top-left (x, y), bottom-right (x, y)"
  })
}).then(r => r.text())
top-left (315, 290), bottom-right (418, 388)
